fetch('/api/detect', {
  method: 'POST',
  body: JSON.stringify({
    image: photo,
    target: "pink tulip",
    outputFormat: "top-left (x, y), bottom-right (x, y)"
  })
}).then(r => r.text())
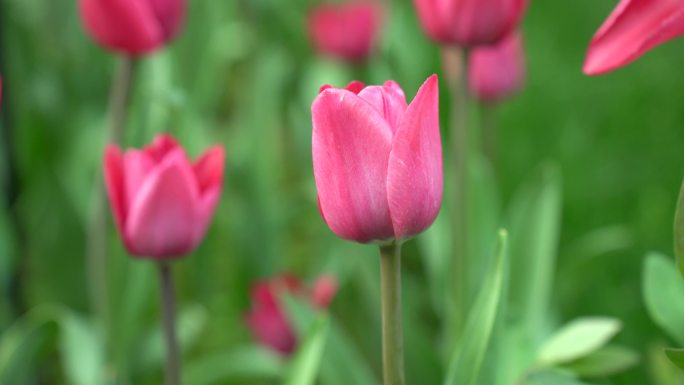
top-left (583, 0), bottom-right (684, 75)
top-left (308, 2), bottom-right (382, 62)
top-left (469, 32), bottom-right (525, 104)
top-left (245, 274), bottom-right (338, 355)
top-left (312, 75), bottom-right (443, 244)
top-left (79, 0), bottom-right (185, 55)
top-left (413, 0), bottom-right (527, 47)
top-left (104, 134), bottom-right (224, 259)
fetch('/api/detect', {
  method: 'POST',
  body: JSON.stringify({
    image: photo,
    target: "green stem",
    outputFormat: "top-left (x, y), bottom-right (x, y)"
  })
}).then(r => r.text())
top-left (86, 56), bottom-right (137, 326)
top-left (158, 262), bottom-right (181, 385)
top-left (447, 47), bottom-right (470, 348)
top-left (481, 104), bottom-right (498, 174)
top-left (379, 243), bottom-right (405, 385)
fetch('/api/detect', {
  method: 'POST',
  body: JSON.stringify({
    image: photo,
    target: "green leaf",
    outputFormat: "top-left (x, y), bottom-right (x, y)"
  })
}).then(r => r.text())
top-left (183, 346), bottom-right (283, 385)
top-left (642, 253), bottom-right (684, 345)
top-left (665, 348), bottom-right (684, 371)
top-left (284, 315), bottom-right (330, 385)
top-left (538, 317), bottom-right (621, 365)
top-left (281, 295), bottom-right (378, 385)
top-left (58, 311), bottom-right (105, 385)
top-left (136, 304), bottom-right (209, 371)
top-left (444, 229), bottom-right (508, 385)
top-left (561, 345), bottom-right (638, 377)
top-left (674, 179), bottom-right (684, 277)
top-left (507, 164), bottom-right (562, 339)
top-left (524, 370), bottom-right (594, 385)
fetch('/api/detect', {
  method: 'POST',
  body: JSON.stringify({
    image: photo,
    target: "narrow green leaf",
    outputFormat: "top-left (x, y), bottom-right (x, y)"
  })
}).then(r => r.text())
top-left (136, 304), bottom-right (209, 371)
top-left (642, 253), bottom-right (684, 345)
top-left (444, 229), bottom-right (508, 385)
top-left (183, 346), bottom-right (283, 385)
top-left (284, 315), bottom-right (330, 385)
top-left (58, 311), bottom-right (105, 385)
top-left (561, 345), bottom-right (638, 377)
top-left (665, 348), bottom-right (684, 371)
top-left (674, 179), bottom-right (684, 277)
top-left (524, 370), bottom-right (594, 385)
top-left (507, 164), bottom-right (562, 339)
top-left (537, 317), bottom-right (621, 365)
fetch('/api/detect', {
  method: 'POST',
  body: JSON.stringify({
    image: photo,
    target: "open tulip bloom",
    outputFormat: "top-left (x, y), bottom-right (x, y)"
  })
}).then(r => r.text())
top-left (584, 0), bottom-right (684, 75)
top-left (104, 134), bottom-right (224, 385)
top-left (311, 75), bottom-right (442, 385)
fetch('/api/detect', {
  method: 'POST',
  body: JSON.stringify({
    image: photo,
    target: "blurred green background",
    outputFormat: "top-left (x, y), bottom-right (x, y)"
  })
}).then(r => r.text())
top-left (1, 0), bottom-right (684, 384)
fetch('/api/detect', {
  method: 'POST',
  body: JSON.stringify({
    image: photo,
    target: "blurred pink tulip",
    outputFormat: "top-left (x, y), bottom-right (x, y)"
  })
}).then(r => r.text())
top-left (308, 2), bottom-right (382, 62)
top-left (80, 0), bottom-right (186, 55)
top-left (583, 0), bottom-right (684, 75)
top-left (413, 0), bottom-right (527, 47)
top-left (245, 274), bottom-right (338, 355)
top-left (104, 134), bottom-right (224, 259)
top-left (312, 75), bottom-right (442, 244)
top-left (469, 32), bottom-right (525, 104)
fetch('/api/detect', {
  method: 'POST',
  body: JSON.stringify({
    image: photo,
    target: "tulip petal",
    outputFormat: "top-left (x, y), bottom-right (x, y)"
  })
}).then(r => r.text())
top-left (357, 81), bottom-right (408, 133)
top-left (149, 0), bottom-right (186, 40)
top-left (194, 145), bottom-right (225, 194)
top-left (144, 133), bottom-right (182, 162)
top-left (469, 31), bottom-right (526, 103)
top-left (80, 0), bottom-right (164, 55)
top-left (584, 0), bottom-right (684, 75)
top-left (125, 150), bottom-right (200, 258)
top-left (387, 75), bottom-right (442, 240)
top-left (104, 145), bottom-right (126, 234)
top-left (123, 150), bottom-right (155, 213)
top-left (312, 89), bottom-right (394, 243)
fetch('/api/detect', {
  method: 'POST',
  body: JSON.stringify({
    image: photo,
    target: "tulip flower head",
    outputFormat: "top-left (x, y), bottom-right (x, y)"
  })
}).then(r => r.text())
top-left (245, 274), bottom-right (338, 355)
top-left (413, 0), bottom-right (528, 47)
top-left (583, 0), bottom-right (684, 75)
top-left (80, 0), bottom-right (186, 55)
top-left (312, 75), bottom-right (443, 244)
top-left (469, 32), bottom-right (526, 104)
top-left (104, 134), bottom-right (224, 259)
top-left (308, 2), bottom-right (382, 62)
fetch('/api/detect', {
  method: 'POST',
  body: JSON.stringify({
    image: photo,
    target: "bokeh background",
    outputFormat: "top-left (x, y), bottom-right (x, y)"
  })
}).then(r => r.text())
top-left (1, 0), bottom-right (684, 384)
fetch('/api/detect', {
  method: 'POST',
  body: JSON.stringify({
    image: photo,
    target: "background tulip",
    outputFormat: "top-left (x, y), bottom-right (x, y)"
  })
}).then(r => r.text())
top-left (104, 134), bottom-right (224, 258)
top-left (80, 0), bottom-right (186, 55)
top-left (312, 75), bottom-right (442, 244)
top-left (308, 2), bottom-right (382, 62)
top-left (245, 274), bottom-right (338, 355)
top-left (583, 0), bottom-right (684, 75)
top-left (469, 32), bottom-right (526, 104)
top-left (413, 0), bottom-right (527, 47)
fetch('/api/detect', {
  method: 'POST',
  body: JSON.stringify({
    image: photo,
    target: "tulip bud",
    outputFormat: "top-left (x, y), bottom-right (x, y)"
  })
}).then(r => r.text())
top-left (308, 2), bottom-right (382, 62)
top-left (104, 134), bottom-right (224, 259)
top-left (79, 0), bottom-right (186, 56)
top-left (583, 0), bottom-right (684, 75)
top-left (245, 274), bottom-right (337, 355)
top-left (312, 75), bottom-right (443, 244)
top-left (413, 0), bottom-right (527, 47)
top-left (469, 32), bottom-right (525, 104)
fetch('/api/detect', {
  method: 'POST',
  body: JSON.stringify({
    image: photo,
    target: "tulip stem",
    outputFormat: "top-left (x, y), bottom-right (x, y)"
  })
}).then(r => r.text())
top-left (158, 262), bottom-right (181, 385)
top-left (482, 104), bottom-right (498, 173)
top-left (447, 47), bottom-right (470, 350)
top-left (86, 56), bottom-right (137, 331)
top-left (379, 243), bottom-right (405, 385)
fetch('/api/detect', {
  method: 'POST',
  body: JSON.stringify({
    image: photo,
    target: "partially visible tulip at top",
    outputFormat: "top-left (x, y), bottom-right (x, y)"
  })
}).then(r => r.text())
top-left (245, 274), bottom-right (338, 355)
top-left (308, 2), bottom-right (382, 62)
top-left (469, 32), bottom-right (525, 104)
top-left (80, 0), bottom-right (186, 55)
top-left (312, 75), bottom-right (443, 244)
top-left (413, 0), bottom-right (527, 47)
top-left (584, 0), bottom-right (684, 75)
top-left (104, 134), bottom-right (224, 258)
